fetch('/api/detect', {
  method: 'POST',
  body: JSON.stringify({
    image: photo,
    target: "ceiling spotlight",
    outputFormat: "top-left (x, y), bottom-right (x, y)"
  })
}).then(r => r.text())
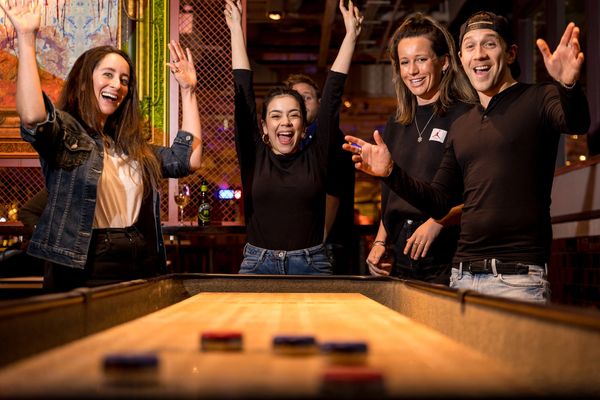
top-left (266, 0), bottom-right (284, 21)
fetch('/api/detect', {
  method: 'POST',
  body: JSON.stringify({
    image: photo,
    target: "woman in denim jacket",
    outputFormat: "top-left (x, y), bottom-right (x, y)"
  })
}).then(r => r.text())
top-left (2, 0), bottom-right (202, 290)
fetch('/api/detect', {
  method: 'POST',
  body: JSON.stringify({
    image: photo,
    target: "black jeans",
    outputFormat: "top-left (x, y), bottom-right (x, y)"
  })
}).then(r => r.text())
top-left (44, 226), bottom-right (158, 291)
top-left (391, 219), bottom-right (457, 285)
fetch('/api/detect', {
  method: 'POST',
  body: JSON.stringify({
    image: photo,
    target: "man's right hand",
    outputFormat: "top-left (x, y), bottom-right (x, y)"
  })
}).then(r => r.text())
top-left (342, 130), bottom-right (394, 177)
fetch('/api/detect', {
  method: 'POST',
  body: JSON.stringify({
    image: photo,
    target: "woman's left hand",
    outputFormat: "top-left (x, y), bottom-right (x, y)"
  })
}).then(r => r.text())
top-left (167, 40), bottom-right (197, 90)
top-left (404, 218), bottom-right (443, 260)
top-left (0, 0), bottom-right (42, 37)
top-left (339, 0), bottom-right (364, 38)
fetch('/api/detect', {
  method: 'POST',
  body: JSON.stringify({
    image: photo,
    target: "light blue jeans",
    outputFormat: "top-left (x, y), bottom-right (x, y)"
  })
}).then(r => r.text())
top-left (450, 261), bottom-right (550, 304)
top-left (239, 243), bottom-right (332, 275)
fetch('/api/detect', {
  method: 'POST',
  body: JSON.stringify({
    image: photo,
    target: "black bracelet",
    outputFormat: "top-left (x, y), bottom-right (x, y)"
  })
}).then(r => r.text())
top-left (557, 79), bottom-right (576, 89)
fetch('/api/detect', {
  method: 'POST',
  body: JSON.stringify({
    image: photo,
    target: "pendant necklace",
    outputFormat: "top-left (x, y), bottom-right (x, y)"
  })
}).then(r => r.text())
top-left (415, 112), bottom-right (435, 143)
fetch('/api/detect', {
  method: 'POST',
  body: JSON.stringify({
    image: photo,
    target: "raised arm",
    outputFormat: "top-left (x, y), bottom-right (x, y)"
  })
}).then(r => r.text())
top-left (225, 0), bottom-right (250, 70)
top-left (331, 0), bottom-right (364, 74)
top-left (0, 0), bottom-right (45, 129)
top-left (536, 22), bottom-right (589, 133)
top-left (167, 41), bottom-right (202, 171)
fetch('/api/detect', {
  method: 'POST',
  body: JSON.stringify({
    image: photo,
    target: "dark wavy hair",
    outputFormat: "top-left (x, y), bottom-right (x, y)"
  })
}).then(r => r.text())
top-left (261, 86), bottom-right (308, 123)
top-left (57, 46), bottom-right (161, 195)
top-left (389, 13), bottom-right (477, 125)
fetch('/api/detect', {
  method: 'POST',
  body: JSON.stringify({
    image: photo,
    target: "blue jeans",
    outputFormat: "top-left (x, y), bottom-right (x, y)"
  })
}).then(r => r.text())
top-left (239, 243), bottom-right (332, 275)
top-left (450, 261), bottom-right (550, 304)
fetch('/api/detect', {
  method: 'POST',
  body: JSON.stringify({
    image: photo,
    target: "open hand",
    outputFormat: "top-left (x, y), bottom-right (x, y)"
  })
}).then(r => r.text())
top-left (339, 0), bottom-right (364, 39)
top-left (404, 218), bottom-right (443, 260)
top-left (224, 0), bottom-right (243, 30)
top-left (0, 0), bottom-right (42, 36)
top-left (167, 40), bottom-right (196, 91)
top-left (536, 22), bottom-right (584, 87)
top-left (342, 130), bottom-right (394, 177)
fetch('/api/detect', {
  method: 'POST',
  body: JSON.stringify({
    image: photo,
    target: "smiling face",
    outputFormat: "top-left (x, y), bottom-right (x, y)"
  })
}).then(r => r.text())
top-left (291, 82), bottom-right (319, 124)
top-left (92, 53), bottom-right (130, 123)
top-left (397, 36), bottom-right (448, 105)
top-left (261, 94), bottom-right (305, 155)
top-left (459, 29), bottom-right (516, 103)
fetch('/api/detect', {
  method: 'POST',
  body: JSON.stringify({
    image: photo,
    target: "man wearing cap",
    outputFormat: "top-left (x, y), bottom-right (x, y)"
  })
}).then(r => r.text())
top-left (343, 11), bottom-right (590, 303)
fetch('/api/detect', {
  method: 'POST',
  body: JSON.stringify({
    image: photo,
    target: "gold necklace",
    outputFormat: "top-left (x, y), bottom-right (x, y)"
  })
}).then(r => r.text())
top-left (415, 112), bottom-right (435, 143)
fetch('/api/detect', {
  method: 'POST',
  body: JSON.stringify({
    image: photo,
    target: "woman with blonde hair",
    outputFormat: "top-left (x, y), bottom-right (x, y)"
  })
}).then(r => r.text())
top-left (367, 13), bottom-right (476, 283)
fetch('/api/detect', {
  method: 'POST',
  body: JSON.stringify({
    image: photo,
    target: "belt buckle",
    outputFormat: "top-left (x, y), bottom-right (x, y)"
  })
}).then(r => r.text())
top-left (468, 259), bottom-right (489, 274)
top-left (467, 262), bottom-right (474, 274)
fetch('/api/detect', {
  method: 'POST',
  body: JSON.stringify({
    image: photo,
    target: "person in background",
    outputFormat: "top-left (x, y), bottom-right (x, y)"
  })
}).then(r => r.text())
top-left (343, 11), bottom-right (589, 303)
top-left (225, 0), bottom-right (362, 275)
top-left (284, 73), bottom-right (356, 275)
top-left (0, 189), bottom-right (49, 278)
top-left (366, 13), bottom-right (476, 284)
top-left (2, 0), bottom-right (202, 290)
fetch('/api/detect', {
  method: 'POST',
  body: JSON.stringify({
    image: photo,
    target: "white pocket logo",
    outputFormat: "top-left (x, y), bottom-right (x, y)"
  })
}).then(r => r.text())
top-left (429, 128), bottom-right (447, 143)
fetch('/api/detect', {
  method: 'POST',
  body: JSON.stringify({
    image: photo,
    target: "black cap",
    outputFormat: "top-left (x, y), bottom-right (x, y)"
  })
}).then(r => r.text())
top-left (459, 11), bottom-right (520, 78)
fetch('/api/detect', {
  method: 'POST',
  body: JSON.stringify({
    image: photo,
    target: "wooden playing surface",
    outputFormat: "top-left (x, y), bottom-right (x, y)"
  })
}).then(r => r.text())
top-left (0, 292), bottom-right (533, 398)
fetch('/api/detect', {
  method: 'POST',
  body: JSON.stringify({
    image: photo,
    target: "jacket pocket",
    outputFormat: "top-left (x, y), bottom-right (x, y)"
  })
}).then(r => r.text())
top-left (56, 130), bottom-right (95, 170)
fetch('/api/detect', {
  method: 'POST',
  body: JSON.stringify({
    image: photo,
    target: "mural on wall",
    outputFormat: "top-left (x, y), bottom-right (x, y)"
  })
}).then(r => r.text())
top-left (0, 0), bottom-right (119, 153)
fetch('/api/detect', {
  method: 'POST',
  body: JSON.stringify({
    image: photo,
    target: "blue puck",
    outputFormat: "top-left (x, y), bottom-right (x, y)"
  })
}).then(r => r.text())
top-left (321, 341), bottom-right (369, 354)
top-left (273, 335), bottom-right (317, 346)
top-left (103, 353), bottom-right (159, 370)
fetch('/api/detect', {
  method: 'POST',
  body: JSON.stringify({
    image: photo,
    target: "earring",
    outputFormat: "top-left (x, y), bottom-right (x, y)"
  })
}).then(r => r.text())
top-left (262, 133), bottom-right (270, 144)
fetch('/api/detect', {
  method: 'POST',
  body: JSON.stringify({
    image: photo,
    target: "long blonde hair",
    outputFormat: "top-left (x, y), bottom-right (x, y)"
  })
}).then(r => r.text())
top-left (389, 13), bottom-right (476, 125)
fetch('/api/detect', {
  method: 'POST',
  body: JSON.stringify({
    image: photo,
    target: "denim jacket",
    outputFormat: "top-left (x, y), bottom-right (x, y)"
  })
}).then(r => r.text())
top-left (21, 93), bottom-right (193, 269)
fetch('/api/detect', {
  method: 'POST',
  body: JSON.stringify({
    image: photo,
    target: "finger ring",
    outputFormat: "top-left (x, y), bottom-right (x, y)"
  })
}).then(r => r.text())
top-left (357, 147), bottom-right (362, 155)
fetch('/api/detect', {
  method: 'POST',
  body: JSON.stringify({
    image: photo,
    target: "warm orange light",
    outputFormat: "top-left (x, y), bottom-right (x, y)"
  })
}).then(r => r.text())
top-left (267, 12), bottom-right (283, 20)
top-left (266, 0), bottom-right (284, 21)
